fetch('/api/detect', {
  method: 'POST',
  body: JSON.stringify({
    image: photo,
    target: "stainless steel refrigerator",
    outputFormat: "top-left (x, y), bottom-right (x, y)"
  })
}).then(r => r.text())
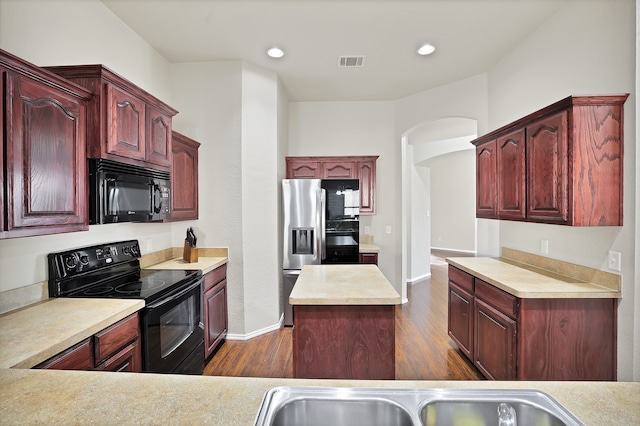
top-left (282, 178), bottom-right (359, 326)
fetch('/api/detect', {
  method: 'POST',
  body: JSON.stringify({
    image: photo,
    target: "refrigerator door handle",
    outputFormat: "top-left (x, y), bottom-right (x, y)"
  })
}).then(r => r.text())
top-left (320, 188), bottom-right (326, 260)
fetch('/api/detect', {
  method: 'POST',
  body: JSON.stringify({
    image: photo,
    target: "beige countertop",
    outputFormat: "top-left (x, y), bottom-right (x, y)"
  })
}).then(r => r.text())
top-left (145, 256), bottom-right (228, 275)
top-left (0, 368), bottom-right (638, 425)
top-left (290, 264), bottom-right (400, 305)
top-left (359, 242), bottom-right (380, 253)
top-left (447, 256), bottom-right (621, 299)
top-left (0, 298), bottom-right (144, 369)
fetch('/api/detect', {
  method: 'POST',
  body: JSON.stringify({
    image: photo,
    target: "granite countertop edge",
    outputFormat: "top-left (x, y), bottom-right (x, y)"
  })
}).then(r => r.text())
top-left (446, 257), bottom-right (621, 299)
top-left (0, 369), bottom-right (638, 425)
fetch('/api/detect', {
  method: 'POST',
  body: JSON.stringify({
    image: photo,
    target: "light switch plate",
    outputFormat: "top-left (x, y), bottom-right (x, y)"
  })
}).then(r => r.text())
top-left (608, 251), bottom-right (621, 271)
top-left (385, 225), bottom-right (391, 234)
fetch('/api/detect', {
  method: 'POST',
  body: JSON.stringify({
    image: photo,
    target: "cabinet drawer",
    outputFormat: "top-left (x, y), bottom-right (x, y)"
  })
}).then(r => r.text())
top-left (94, 313), bottom-right (139, 364)
top-left (448, 266), bottom-right (474, 293)
top-left (36, 338), bottom-right (93, 370)
top-left (204, 264), bottom-right (227, 291)
top-left (475, 279), bottom-right (518, 319)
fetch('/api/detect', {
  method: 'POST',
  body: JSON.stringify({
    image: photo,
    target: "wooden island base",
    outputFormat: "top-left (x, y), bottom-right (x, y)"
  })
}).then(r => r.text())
top-left (293, 304), bottom-right (395, 380)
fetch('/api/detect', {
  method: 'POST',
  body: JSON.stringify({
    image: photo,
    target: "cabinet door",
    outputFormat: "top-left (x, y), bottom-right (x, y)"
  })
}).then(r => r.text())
top-left (171, 132), bottom-right (200, 220)
top-left (4, 72), bottom-right (88, 237)
top-left (146, 105), bottom-right (172, 167)
top-left (448, 282), bottom-right (474, 359)
top-left (322, 161), bottom-right (356, 178)
top-left (106, 83), bottom-right (146, 161)
top-left (475, 139), bottom-right (497, 218)
top-left (497, 129), bottom-right (526, 219)
top-left (474, 298), bottom-right (516, 380)
top-left (286, 159), bottom-right (321, 178)
top-left (526, 112), bottom-right (568, 223)
top-left (357, 159), bottom-right (377, 215)
top-left (204, 279), bottom-right (228, 358)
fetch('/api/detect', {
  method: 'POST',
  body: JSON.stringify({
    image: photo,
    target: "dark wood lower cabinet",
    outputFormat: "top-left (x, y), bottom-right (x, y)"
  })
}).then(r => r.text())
top-left (448, 265), bottom-right (617, 381)
top-left (292, 304), bottom-right (395, 380)
top-left (204, 265), bottom-right (228, 359)
top-left (447, 283), bottom-right (473, 360)
top-left (35, 313), bottom-right (141, 372)
top-left (359, 253), bottom-right (378, 265)
top-left (474, 298), bottom-right (516, 380)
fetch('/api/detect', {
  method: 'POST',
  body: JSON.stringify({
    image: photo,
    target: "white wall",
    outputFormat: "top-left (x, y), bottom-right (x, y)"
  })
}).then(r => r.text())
top-left (0, 0), bottom-right (176, 294)
top-left (395, 74), bottom-right (490, 298)
top-left (240, 63), bottom-right (282, 333)
top-left (409, 162), bottom-right (430, 283)
top-left (426, 150), bottom-right (476, 252)
top-left (486, 0), bottom-right (637, 380)
top-left (168, 61), bottom-right (246, 334)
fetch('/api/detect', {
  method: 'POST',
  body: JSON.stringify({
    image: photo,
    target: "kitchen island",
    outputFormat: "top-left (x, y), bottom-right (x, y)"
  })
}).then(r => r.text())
top-left (1, 368), bottom-right (638, 425)
top-left (289, 264), bottom-right (401, 380)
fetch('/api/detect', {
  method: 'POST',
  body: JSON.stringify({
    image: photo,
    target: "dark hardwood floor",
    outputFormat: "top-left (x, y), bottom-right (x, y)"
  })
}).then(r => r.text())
top-left (203, 250), bottom-right (483, 380)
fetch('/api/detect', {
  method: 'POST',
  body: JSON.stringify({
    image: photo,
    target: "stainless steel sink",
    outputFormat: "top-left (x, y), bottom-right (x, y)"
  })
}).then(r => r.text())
top-left (254, 387), bottom-right (585, 426)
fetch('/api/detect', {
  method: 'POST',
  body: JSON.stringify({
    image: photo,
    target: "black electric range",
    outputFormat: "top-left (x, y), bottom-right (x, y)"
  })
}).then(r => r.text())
top-left (48, 240), bottom-right (205, 375)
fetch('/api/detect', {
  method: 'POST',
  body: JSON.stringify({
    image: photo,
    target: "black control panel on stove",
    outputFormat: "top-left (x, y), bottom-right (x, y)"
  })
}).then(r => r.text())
top-left (48, 240), bottom-right (141, 281)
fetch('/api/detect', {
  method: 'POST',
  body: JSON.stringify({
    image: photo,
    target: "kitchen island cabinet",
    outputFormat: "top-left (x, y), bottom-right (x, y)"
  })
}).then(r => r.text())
top-left (447, 250), bottom-right (620, 381)
top-left (1, 49), bottom-right (92, 240)
top-left (289, 264), bottom-right (400, 380)
top-left (1, 369), bottom-right (639, 425)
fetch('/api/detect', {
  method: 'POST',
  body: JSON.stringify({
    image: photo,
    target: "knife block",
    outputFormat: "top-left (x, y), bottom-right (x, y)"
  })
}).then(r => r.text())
top-left (183, 240), bottom-right (198, 263)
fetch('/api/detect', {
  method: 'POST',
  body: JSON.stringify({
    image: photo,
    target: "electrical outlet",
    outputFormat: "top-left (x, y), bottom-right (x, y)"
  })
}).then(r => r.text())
top-left (540, 239), bottom-right (549, 254)
top-left (608, 251), bottom-right (621, 271)
top-left (146, 239), bottom-right (153, 253)
top-left (385, 225), bottom-right (391, 234)
top-left (364, 226), bottom-right (371, 235)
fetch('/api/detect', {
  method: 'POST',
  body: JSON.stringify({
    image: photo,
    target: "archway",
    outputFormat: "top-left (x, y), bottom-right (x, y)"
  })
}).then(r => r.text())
top-left (401, 117), bottom-right (477, 292)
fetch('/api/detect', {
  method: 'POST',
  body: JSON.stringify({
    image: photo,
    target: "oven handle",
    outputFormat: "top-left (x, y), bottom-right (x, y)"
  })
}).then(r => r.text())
top-left (146, 278), bottom-right (202, 310)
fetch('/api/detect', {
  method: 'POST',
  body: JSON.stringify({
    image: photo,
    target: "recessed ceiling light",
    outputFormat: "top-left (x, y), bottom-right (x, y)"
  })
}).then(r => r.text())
top-left (417, 43), bottom-right (436, 56)
top-left (267, 47), bottom-right (284, 58)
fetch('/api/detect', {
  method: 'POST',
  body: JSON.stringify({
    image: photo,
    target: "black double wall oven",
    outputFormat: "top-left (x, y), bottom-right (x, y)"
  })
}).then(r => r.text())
top-left (48, 240), bottom-right (204, 375)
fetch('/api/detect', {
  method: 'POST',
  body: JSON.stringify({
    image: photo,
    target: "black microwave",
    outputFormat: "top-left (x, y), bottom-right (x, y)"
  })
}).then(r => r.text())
top-left (89, 159), bottom-right (171, 224)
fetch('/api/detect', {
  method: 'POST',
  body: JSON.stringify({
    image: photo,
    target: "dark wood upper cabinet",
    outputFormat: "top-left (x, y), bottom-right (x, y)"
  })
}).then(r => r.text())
top-left (475, 140), bottom-right (497, 218)
top-left (147, 105), bottom-right (173, 168)
top-left (45, 64), bottom-right (178, 172)
top-left (497, 129), bottom-right (526, 220)
top-left (170, 131), bottom-right (200, 221)
top-left (472, 94), bottom-right (628, 226)
top-left (286, 158), bottom-right (321, 178)
top-left (285, 155), bottom-right (379, 215)
top-left (1, 49), bottom-right (92, 239)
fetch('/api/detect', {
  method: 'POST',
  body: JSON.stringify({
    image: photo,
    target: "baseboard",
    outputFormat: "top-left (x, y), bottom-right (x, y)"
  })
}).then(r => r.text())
top-left (225, 313), bottom-right (284, 341)
top-left (407, 272), bottom-right (431, 284)
top-left (431, 247), bottom-right (477, 255)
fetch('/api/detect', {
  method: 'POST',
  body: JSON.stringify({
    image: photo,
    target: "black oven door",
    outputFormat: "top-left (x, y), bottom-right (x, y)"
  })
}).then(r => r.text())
top-left (142, 278), bottom-right (204, 375)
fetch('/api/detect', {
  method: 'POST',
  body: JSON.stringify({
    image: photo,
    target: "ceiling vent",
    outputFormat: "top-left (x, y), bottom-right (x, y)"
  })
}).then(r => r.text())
top-left (338, 56), bottom-right (366, 68)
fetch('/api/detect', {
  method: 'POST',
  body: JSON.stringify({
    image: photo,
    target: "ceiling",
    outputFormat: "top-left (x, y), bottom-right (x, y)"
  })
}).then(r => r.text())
top-left (101, 0), bottom-right (567, 102)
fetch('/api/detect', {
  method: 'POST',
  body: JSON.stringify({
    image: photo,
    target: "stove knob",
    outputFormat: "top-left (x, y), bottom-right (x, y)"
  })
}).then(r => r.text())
top-left (80, 255), bottom-right (89, 265)
top-left (64, 255), bottom-right (77, 270)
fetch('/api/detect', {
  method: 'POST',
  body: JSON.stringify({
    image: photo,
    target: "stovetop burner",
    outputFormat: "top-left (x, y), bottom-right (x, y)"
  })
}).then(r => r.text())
top-left (48, 240), bottom-right (202, 304)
